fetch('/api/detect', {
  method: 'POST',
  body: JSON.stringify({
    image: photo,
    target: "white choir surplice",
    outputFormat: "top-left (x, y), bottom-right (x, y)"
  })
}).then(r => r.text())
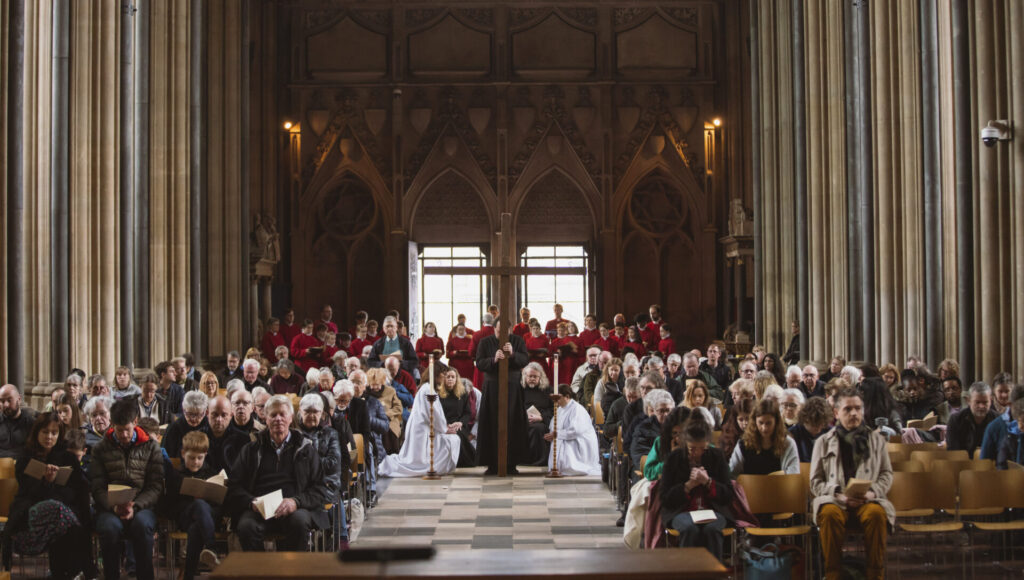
top-left (547, 398), bottom-right (602, 476)
top-left (379, 383), bottom-right (461, 477)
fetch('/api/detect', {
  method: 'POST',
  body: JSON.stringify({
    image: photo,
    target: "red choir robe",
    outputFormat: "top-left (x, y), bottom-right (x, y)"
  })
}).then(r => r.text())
top-left (548, 336), bottom-right (578, 387)
top-left (349, 337), bottom-right (372, 359)
top-left (566, 334), bottom-right (586, 379)
top-left (261, 331), bottom-right (286, 363)
top-left (593, 335), bottom-right (620, 357)
top-left (657, 337), bottom-right (677, 357)
top-left (321, 344), bottom-right (341, 367)
top-left (321, 320), bottom-right (339, 334)
top-left (469, 325), bottom-right (495, 389)
top-left (612, 331), bottom-right (629, 351)
top-left (525, 334), bottom-right (552, 383)
top-left (544, 317), bottom-right (566, 335)
top-left (643, 320), bottom-right (663, 350)
top-left (448, 326), bottom-right (476, 342)
top-left (446, 334), bottom-right (475, 381)
top-left (579, 327), bottom-right (601, 348)
top-left (415, 335), bottom-right (445, 372)
top-left (511, 322), bottom-right (531, 338)
top-left (621, 339), bottom-right (647, 358)
top-left (290, 332), bottom-right (324, 373)
top-left (281, 323), bottom-right (301, 347)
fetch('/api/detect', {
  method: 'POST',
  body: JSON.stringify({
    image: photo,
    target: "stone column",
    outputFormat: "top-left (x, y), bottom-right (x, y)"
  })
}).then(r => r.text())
top-left (1, 0), bottom-right (9, 379)
top-left (250, 274), bottom-right (260, 348)
top-left (119, 0), bottom-right (135, 367)
top-left (920, 0), bottom-right (944, 366)
top-left (749, 0), bottom-right (762, 344)
top-left (1011, 0), bottom-right (1024, 375)
top-left (791, 0), bottom-right (808, 362)
top-left (6, 0), bottom-right (25, 387)
top-left (190, 0), bottom-right (205, 364)
top-left (260, 276), bottom-right (272, 328)
top-left (134, 0), bottom-right (150, 367)
top-left (950, 0), bottom-right (974, 379)
top-left (50, 0), bottom-right (70, 379)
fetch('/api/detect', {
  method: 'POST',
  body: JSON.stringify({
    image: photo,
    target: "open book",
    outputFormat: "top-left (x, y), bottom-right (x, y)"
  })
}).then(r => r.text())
top-left (689, 509), bottom-right (717, 524)
top-left (107, 484), bottom-right (138, 506)
top-left (906, 412), bottom-right (937, 431)
top-left (23, 459), bottom-right (72, 486)
top-left (252, 489), bottom-right (284, 520)
top-left (844, 478), bottom-right (873, 498)
top-left (526, 405), bottom-right (542, 422)
top-left (180, 470), bottom-right (228, 504)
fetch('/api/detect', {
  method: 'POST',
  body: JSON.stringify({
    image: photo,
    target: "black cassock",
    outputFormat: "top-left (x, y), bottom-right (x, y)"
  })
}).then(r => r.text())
top-left (523, 386), bottom-right (554, 465)
top-left (475, 333), bottom-right (530, 470)
top-left (439, 391), bottom-right (477, 468)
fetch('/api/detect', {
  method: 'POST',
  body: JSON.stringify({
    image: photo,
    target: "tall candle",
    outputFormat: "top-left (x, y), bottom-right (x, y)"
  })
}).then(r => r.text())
top-left (429, 354), bottom-right (435, 393)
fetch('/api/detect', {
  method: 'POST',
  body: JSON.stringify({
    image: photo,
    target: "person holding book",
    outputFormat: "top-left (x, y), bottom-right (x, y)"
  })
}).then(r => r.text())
top-left (3, 412), bottom-right (95, 579)
top-left (657, 415), bottom-right (733, 562)
top-left (226, 395), bottom-right (330, 552)
top-left (162, 431), bottom-right (222, 580)
top-left (90, 397), bottom-right (165, 580)
top-left (810, 386), bottom-right (894, 580)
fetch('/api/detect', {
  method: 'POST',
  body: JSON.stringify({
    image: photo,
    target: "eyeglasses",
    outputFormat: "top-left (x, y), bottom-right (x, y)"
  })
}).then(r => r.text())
top-left (780, 402), bottom-right (799, 409)
top-left (184, 411), bottom-right (206, 420)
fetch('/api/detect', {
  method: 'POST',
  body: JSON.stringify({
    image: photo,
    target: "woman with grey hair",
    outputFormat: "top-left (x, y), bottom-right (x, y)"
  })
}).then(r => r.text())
top-left (82, 395), bottom-right (114, 450)
top-left (164, 391), bottom-right (211, 457)
top-left (297, 392), bottom-right (350, 549)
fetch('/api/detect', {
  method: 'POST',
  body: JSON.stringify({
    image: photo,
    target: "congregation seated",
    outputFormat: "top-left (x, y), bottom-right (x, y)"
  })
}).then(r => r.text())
top-left (298, 367), bottom-right (334, 398)
top-left (366, 368), bottom-right (404, 451)
top-left (858, 377), bottom-right (903, 434)
top-left (91, 398), bottom-right (165, 580)
top-left (5, 412), bottom-right (96, 579)
top-left (981, 382), bottom-right (1024, 462)
top-left (227, 395), bottom-right (329, 552)
top-left (197, 371), bottom-right (220, 400)
top-left (718, 397), bottom-right (753, 460)
top-left (367, 316), bottom-right (418, 375)
top-left (63, 373), bottom-right (88, 410)
top-left (946, 381), bottom-right (998, 458)
top-left (82, 396), bottom-right (113, 451)
top-left (216, 351), bottom-right (243, 387)
top-left (240, 358), bottom-right (270, 392)
top-left (154, 361), bottom-right (185, 417)
top-left (788, 396), bottom-right (833, 462)
top-left (810, 387), bottom-right (893, 580)
top-left (112, 365), bottom-right (142, 400)
top-left (227, 386), bottom-right (257, 436)
top-left (658, 416), bottom-right (733, 561)
top-left (204, 395), bottom-right (249, 476)
top-left (269, 359), bottom-right (303, 395)
top-left (602, 377), bottom-right (639, 442)
top-left (436, 366), bottom-right (476, 467)
top-left (728, 398), bottom-right (799, 477)
top-left (622, 372), bottom-right (662, 453)
top-left (629, 389), bottom-right (676, 472)
top-left (682, 380), bottom-right (721, 429)
top-left (594, 357), bottom-right (624, 416)
top-left (642, 407), bottom-right (690, 481)
top-left (252, 387), bottom-right (271, 431)
top-left (331, 380), bottom-right (369, 459)
top-left (296, 393), bottom-right (349, 549)
top-left (385, 355), bottom-right (418, 400)
top-left (163, 391), bottom-right (211, 459)
top-left (546, 384), bottom-right (602, 476)
top-left (779, 387), bottom-right (804, 427)
top-left (0, 384), bottom-right (38, 458)
top-left (997, 398), bottom-right (1024, 468)
top-left (138, 372), bottom-right (174, 426)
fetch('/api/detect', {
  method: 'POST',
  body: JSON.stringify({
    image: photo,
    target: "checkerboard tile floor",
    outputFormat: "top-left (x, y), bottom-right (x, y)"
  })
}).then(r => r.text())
top-left (353, 466), bottom-right (623, 550)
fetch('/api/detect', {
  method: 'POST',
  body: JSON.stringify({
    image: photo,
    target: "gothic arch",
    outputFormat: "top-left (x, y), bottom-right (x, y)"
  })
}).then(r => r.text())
top-left (408, 168), bottom-right (497, 243)
top-left (512, 167), bottom-right (597, 242)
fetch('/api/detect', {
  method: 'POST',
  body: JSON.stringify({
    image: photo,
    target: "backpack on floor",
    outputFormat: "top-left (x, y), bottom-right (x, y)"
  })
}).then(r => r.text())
top-left (741, 543), bottom-right (802, 580)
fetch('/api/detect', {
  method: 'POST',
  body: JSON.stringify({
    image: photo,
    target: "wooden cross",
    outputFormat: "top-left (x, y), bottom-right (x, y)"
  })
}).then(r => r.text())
top-left (421, 213), bottom-right (585, 476)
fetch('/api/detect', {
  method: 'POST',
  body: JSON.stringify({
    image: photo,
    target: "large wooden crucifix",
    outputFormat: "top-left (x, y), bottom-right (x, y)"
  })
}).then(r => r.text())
top-left (421, 212), bottom-right (586, 476)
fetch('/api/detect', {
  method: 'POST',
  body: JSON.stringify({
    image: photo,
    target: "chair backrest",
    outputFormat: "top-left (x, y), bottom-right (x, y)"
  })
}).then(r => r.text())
top-left (0, 479), bottom-right (17, 518)
top-left (737, 473), bottom-right (809, 516)
top-left (958, 470), bottom-right (1024, 511)
top-left (616, 426), bottom-right (623, 454)
top-left (352, 433), bottom-right (365, 468)
top-left (891, 460), bottom-right (925, 472)
top-left (639, 455), bottom-right (648, 472)
top-left (888, 471), bottom-right (933, 511)
top-left (910, 449), bottom-right (969, 470)
top-left (593, 395), bottom-right (605, 425)
top-left (0, 457), bottom-right (15, 480)
top-left (799, 462), bottom-right (811, 482)
top-left (711, 430), bottom-right (723, 445)
top-left (888, 450), bottom-right (909, 465)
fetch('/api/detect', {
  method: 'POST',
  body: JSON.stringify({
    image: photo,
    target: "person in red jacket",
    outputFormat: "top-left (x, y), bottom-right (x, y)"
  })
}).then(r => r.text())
top-left (512, 307), bottom-right (532, 338)
top-left (290, 319), bottom-right (323, 373)
top-left (657, 323), bottom-right (677, 357)
top-left (415, 322), bottom-right (445, 373)
top-left (261, 317), bottom-right (286, 363)
top-left (578, 314), bottom-right (601, 347)
top-left (469, 314), bottom-right (496, 389)
top-left (524, 320), bottom-right (552, 384)
top-left (545, 304), bottom-right (568, 338)
top-left (349, 324), bottom-right (371, 360)
top-left (548, 322), bottom-right (577, 386)
top-left (280, 308), bottom-right (301, 347)
top-left (593, 323), bottom-right (620, 357)
top-left (446, 323), bottom-right (475, 381)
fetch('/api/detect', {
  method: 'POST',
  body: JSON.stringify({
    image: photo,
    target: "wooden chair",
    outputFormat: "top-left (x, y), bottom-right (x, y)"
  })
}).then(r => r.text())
top-left (889, 470), bottom-right (966, 576)
top-left (710, 430), bottom-right (723, 446)
top-left (910, 449), bottom-right (968, 471)
top-left (736, 473), bottom-right (813, 577)
top-left (959, 469), bottom-right (1024, 572)
top-left (890, 460), bottom-right (925, 473)
top-left (932, 458), bottom-right (994, 516)
top-left (592, 394), bottom-right (604, 426)
top-left (0, 459), bottom-right (14, 480)
top-left (799, 462), bottom-right (811, 483)
top-left (350, 433), bottom-right (367, 512)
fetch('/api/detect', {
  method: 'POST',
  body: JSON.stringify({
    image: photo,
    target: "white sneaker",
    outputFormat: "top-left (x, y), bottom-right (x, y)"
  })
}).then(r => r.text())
top-left (200, 548), bottom-right (221, 569)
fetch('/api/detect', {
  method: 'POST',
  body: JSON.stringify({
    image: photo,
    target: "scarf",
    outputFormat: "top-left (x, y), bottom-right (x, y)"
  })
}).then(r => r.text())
top-left (836, 423), bottom-right (871, 471)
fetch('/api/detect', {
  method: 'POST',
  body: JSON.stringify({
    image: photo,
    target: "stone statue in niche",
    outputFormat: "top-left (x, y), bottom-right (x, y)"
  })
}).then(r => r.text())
top-left (728, 199), bottom-right (753, 237)
top-left (251, 213), bottom-right (281, 264)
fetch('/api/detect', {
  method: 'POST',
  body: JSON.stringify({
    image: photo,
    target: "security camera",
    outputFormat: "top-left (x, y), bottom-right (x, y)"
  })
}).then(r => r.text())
top-left (981, 120), bottom-right (1011, 148)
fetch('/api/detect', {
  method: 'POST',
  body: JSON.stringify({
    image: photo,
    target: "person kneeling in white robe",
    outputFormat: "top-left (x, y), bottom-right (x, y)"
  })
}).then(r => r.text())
top-left (546, 384), bottom-right (602, 476)
top-left (379, 383), bottom-right (461, 477)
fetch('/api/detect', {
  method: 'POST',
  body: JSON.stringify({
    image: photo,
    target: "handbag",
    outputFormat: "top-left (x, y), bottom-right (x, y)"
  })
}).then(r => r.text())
top-left (742, 543), bottom-right (801, 580)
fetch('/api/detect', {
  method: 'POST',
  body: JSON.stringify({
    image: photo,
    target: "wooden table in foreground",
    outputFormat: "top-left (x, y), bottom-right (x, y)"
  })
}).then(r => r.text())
top-left (210, 548), bottom-right (728, 580)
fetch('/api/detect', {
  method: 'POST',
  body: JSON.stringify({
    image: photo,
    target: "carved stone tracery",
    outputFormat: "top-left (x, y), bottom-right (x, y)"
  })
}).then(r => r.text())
top-left (509, 85), bottom-right (600, 188)
top-left (303, 91), bottom-right (389, 184)
top-left (405, 89), bottom-right (497, 189)
top-left (614, 86), bottom-right (701, 186)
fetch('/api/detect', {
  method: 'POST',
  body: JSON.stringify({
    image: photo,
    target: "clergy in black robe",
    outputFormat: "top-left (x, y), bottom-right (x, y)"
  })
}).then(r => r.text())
top-left (475, 321), bottom-right (530, 474)
top-left (520, 362), bottom-right (554, 465)
top-left (437, 367), bottom-right (477, 467)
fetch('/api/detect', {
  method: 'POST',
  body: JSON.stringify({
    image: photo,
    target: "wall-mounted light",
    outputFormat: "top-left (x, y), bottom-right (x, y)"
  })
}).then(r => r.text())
top-left (712, 118), bottom-right (723, 127)
top-left (283, 121), bottom-right (294, 130)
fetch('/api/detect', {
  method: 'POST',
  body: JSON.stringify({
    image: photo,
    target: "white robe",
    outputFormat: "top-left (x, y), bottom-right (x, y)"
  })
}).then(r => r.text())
top-left (547, 399), bottom-right (602, 476)
top-left (379, 383), bottom-right (461, 477)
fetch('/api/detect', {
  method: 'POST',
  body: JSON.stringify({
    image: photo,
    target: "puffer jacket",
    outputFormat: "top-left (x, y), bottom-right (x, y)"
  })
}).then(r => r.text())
top-left (88, 426), bottom-right (165, 511)
top-left (299, 423), bottom-right (345, 503)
